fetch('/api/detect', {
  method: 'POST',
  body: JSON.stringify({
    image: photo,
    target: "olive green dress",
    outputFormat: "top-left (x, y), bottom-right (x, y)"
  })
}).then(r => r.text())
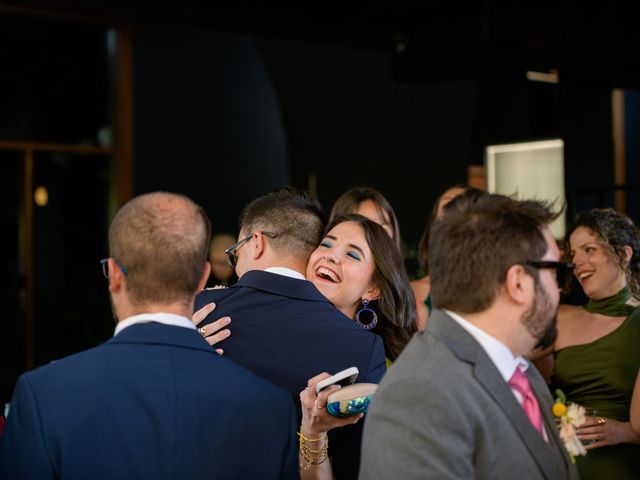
top-left (552, 288), bottom-right (640, 480)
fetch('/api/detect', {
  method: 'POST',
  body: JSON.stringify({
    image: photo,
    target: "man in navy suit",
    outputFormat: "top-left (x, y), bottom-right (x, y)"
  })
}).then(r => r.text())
top-left (195, 187), bottom-right (386, 479)
top-left (0, 192), bottom-right (298, 479)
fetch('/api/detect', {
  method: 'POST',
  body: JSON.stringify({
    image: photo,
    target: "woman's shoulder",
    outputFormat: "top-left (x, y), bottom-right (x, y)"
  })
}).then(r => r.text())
top-left (410, 276), bottom-right (430, 297)
top-left (554, 304), bottom-right (590, 350)
top-left (557, 304), bottom-right (584, 324)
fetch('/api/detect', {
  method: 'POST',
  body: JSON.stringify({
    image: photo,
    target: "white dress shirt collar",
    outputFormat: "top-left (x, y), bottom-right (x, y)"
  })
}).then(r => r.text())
top-left (114, 312), bottom-right (196, 337)
top-left (264, 266), bottom-right (306, 280)
top-left (443, 309), bottom-right (529, 381)
top-left (443, 309), bottom-right (546, 441)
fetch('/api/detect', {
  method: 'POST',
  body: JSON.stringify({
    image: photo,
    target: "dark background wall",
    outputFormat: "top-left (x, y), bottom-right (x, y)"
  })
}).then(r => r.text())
top-left (257, 38), bottom-right (476, 245)
top-left (133, 23), bottom-right (290, 236)
top-left (1, 3), bottom-right (640, 402)
top-left (132, 26), bottom-right (624, 246)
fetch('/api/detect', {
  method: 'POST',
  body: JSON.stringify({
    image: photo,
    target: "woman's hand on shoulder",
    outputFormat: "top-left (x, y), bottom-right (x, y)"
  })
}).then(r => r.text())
top-left (191, 302), bottom-right (231, 355)
top-left (299, 373), bottom-right (363, 438)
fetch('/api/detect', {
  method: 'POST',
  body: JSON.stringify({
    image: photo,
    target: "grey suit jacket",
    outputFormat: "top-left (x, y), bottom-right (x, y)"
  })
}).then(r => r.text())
top-left (360, 309), bottom-right (579, 480)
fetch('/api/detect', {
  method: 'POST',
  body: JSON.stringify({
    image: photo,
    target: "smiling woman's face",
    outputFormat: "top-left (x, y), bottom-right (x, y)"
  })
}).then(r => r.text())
top-left (569, 226), bottom-right (626, 300)
top-left (306, 221), bottom-right (379, 319)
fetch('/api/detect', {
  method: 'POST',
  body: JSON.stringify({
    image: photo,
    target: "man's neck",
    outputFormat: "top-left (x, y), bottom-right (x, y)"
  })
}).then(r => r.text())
top-left (116, 302), bottom-right (193, 323)
top-left (253, 257), bottom-right (308, 278)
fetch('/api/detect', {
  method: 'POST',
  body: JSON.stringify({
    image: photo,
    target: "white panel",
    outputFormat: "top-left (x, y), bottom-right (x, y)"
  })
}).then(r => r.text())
top-left (485, 139), bottom-right (565, 238)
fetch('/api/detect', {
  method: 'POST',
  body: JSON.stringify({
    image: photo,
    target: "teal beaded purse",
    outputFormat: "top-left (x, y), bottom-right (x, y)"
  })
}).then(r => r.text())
top-left (326, 383), bottom-right (378, 417)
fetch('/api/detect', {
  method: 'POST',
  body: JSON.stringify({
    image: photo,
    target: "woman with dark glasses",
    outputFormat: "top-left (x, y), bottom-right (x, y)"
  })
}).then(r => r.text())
top-left (536, 208), bottom-right (640, 480)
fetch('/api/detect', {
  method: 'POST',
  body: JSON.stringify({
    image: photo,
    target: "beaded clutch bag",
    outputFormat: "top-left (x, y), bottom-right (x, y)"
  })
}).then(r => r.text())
top-left (325, 383), bottom-right (378, 417)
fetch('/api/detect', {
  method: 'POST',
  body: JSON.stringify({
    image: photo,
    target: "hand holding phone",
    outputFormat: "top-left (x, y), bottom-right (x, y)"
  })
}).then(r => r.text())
top-left (315, 367), bottom-right (359, 394)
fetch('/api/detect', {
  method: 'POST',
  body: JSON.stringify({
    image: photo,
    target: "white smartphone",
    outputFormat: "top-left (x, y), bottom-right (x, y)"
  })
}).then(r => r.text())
top-left (315, 366), bottom-right (359, 394)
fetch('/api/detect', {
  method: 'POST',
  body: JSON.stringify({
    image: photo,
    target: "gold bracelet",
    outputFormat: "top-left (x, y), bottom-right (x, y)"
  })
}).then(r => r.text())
top-left (297, 430), bottom-right (324, 443)
top-left (298, 430), bottom-right (329, 470)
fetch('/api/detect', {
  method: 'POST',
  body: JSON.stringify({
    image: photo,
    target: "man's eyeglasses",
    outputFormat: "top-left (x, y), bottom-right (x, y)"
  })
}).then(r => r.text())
top-left (100, 258), bottom-right (128, 279)
top-left (524, 260), bottom-right (575, 288)
top-left (224, 232), bottom-right (277, 271)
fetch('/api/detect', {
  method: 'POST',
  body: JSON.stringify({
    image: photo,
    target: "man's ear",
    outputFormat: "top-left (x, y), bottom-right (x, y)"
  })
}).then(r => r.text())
top-left (503, 263), bottom-right (531, 306)
top-left (252, 232), bottom-right (266, 260)
top-left (197, 262), bottom-right (212, 291)
top-left (108, 258), bottom-right (125, 293)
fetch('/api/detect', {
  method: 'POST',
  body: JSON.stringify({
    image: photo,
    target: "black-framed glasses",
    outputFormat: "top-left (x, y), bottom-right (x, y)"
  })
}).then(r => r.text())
top-left (224, 231), bottom-right (277, 271)
top-left (524, 260), bottom-right (575, 288)
top-left (100, 258), bottom-right (128, 279)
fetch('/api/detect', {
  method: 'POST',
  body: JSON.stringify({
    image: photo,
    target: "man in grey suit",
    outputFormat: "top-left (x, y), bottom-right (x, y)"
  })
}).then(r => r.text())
top-left (360, 193), bottom-right (579, 480)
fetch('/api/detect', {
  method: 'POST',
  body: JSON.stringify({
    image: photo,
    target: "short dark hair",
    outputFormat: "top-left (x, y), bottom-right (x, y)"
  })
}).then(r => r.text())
top-left (240, 186), bottom-right (325, 261)
top-left (327, 214), bottom-right (417, 360)
top-left (109, 192), bottom-right (211, 309)
top-left (329, 186), bottom-right (401, 250)
top-left (429, 194), bottom-right (558, 313)
top-left (566, 208), bottom-right (640, 299)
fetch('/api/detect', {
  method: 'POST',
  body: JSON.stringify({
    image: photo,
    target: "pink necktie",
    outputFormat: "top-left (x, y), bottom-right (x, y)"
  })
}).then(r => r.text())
top-left (509, 368), bottom-right (543, 436)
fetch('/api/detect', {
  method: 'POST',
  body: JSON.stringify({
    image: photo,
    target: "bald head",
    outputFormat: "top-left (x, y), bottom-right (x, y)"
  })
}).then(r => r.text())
top-left (108, 192), bottom-right (211, 309)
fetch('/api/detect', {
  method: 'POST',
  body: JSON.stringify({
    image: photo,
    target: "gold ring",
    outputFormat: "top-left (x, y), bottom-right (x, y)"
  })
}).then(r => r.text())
top-left (597, 416), bottom-right (607, 425)
top-left (198, 327), bottom-right (207, 337)
top-left (314, 400), bottom-right (325, 410)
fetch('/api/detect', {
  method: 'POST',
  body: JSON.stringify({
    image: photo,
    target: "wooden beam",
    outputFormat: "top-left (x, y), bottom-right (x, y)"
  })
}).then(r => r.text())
top-left (612, 89), bottom-right (625, 213)
top-left (0, 140), bottom-right (113, 155)
top-left (467, 164), bottom-right (486, 191)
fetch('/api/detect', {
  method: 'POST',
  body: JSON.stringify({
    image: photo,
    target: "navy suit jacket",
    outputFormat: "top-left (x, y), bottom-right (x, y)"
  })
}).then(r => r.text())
top-left (195, 270), bottom-right (387, 479)
top-left (0, 322), bottom-right (298, 480)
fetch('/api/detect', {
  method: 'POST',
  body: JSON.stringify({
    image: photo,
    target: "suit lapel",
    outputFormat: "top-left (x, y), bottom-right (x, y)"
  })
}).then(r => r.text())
top-left (428, 311), bottom-right (565, 480)
top-left (528, 368), bottom-right (573, 473)
top-left (473, 359), bottom-right (562, 480)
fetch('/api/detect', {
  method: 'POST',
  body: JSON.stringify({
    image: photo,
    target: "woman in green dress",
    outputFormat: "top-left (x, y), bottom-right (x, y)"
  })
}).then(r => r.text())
top-left (632, 373), bottom-right (640, 434)
top-left (550, 208), bottom-right (640, 479)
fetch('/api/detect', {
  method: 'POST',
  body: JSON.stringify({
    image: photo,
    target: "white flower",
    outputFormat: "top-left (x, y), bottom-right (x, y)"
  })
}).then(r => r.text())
top-left (559, 417), bottom-right (587, 457)
top-left (552, 391), bottom-right (588, 462)
top-left (566, 403), bottom-right (586, 428)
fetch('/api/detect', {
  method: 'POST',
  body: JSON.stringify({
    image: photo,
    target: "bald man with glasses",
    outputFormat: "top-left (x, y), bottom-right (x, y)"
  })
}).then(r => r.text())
top-left (1, 192), bottom-right (299, 479)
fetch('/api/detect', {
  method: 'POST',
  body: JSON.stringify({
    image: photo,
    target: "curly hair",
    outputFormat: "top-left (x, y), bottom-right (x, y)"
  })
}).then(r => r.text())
top-left (566, 208), bottom-right (640, 300)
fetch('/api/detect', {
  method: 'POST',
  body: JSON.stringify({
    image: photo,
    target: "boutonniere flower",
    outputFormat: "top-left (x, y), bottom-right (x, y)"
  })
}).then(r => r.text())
top-left (552, 389), bottom-right (587, 463)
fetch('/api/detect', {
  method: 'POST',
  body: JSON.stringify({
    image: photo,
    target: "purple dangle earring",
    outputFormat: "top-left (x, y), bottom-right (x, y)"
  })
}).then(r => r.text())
top-left (355, 299), bottom-right (378, 330)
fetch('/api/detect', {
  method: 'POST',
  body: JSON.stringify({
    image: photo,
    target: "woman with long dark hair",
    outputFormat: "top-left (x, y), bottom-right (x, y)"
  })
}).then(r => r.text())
top-left (306, 213), bottom-right (416, 361)
top-left (299, 213), bottom-right (416, 478)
